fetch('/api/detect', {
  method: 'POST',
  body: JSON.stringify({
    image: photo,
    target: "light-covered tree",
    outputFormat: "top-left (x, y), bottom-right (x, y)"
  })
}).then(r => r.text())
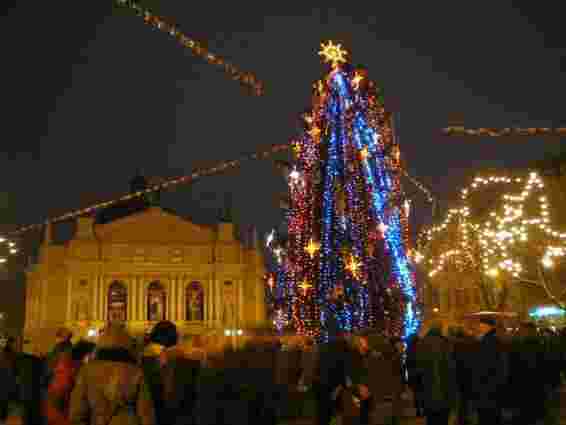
top-left (416, 171), bottom-right (566, 312)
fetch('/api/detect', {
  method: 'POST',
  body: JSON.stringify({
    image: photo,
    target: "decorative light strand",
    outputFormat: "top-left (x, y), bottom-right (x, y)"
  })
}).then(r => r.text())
top-left (11, 140), bottom-right (432, 243)
top-left (416, 171), bottom-right (566, 303)
top-left (13, 143), bottom-right (290, 235)
top-left (442, 127), bottom-right (566, 137)
top-left (114, 0), bottom-right (264, 96)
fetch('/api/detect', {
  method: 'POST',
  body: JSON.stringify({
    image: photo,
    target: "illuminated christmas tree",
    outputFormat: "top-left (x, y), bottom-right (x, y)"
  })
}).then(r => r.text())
top-left (266, 42), bottom-right (419, 342)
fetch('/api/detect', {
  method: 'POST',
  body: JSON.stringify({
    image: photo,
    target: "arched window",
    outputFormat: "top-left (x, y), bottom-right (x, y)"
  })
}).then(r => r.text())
top-left (108, 281), bottom-right (127, 322)
top-left (186, 282), bottom-right (204, 321)
top-left (147, 281), bottom-right (166, 322)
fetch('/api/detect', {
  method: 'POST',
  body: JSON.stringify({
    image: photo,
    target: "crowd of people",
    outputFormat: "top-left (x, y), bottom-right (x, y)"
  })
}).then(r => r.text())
top-left (0, 317), bottom-right (564, 425)
top-left (406, 318), bottom-right (566, 425)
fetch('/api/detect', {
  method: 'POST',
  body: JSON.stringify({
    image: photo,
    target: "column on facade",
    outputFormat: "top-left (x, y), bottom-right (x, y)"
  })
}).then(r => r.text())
top-left (136, 276), bottom-right (142, 321)
top-left (139, 277), bottom-right (146, 322)
top-left (238, 280), bottom-right (244, 329)
top-left (168, 275), bottom-right (176, 322)
top-left (215, 278), bottom-right (221, 326)
top-left (66, 277), bottom-right (72, 322)
top-left (129, 276), bottom-right (136, 321)
top-left (91, 276), bottom-right (98, 322)
top-left (179, 276), bottom-right (184, 322)
top-left (178, 276), bottom-right (183, 322)
top-left (100, 277), bottom-right (109, 322)
top-left (126, 278), bottom-right (132, 322)
top-left (206, 278), bottom-right (211, 326)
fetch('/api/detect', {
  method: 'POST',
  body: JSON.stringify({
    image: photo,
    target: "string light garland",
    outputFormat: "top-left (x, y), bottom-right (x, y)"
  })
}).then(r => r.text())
top-left (266, 41), bottom-right (420, 342)
top-left (10, 139), bottom-right (432, 241)
top-left (416, 171), bottom-right (566, 309)
top-left (441, 127), bottom-right (566, 137)
top-left (12, 143), bottom-right (290, 235)
top-left (114, 0), bottom-right (264, 96)
top-left (0, 236), bottom-right (19, 265)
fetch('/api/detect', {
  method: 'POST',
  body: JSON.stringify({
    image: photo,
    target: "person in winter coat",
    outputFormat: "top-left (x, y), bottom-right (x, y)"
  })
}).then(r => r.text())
top-left (45, 328), bottom-right (74, 387)
top-left (1, 335), bottom-right (45, 425)
top-left (405, 334), bottom-right (424, 417)
top-left (472, 317), bottom-right (506, 425)
top-left (155, 326), bottom-right (204, 425)
top-left (450, 327), bottom-right (476, 425)
top-left (0, 333), bottom-right (20, 423)
top-left (314, 331), bottom-right (351, 425)
top-left (141, 321), bottom-right (179, 425)
top-left (513, 323), bottom-right (546, 425)
top-left (68, 323), bottom-right (155, 425)
top-left (415, 323), bottom-right (457, 425)
top-left (45, 341), bottom-right (96, 425)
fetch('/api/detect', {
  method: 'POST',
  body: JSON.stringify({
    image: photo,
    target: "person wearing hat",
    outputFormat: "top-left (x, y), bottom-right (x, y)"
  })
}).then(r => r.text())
top-left (68, 323), bottom-right (155, 425)
top-left (414, 322), bottom-right (457, 425)
top-left (313, 317), bottom-right (352, 425)
top-left (472, 317), bottom-right (505, 425)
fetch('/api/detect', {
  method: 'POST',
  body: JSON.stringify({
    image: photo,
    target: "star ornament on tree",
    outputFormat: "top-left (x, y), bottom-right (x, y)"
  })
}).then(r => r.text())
top-left (346, 254), bottom-right (361, 279)
top-left (298, 279), bottom-right (312, 294)
top-left (318, 41), bottom-right (348, 68)
top-left (305, 239), bottom-right (321, 258)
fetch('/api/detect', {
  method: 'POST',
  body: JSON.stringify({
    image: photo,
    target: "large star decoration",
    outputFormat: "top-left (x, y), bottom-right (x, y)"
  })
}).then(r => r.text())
top-left (318, 41), bottom-right (348, 68)
top-left (305, 239), bottom-right (321, 258)
top-left (298, 279), bottom-right (312, 294)
top-left (346, 254), bottom-right (361, 279)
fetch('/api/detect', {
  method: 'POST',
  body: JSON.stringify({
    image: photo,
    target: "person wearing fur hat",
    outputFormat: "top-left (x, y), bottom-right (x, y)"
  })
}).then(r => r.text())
top-left (68, 323), bottom-right (155, 425)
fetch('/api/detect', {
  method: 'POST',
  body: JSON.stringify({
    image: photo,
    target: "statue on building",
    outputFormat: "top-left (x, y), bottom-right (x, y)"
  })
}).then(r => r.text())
top-left (147, 282), bottom-right (166, 322)
top-left (148, 295), bottom-right (163, 321)
top-left (186, 283), bottom-right (204, 321)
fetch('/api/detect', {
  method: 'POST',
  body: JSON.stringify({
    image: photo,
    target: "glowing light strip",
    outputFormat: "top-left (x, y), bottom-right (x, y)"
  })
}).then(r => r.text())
top-left (442, 127), bottom-right (566, 137)
top-left (114, 0), bottom-right (264, 96)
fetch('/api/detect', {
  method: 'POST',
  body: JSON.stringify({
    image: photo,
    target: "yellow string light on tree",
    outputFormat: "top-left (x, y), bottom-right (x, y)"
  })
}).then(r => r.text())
top-left (416, 171), bottom-right (566, 308)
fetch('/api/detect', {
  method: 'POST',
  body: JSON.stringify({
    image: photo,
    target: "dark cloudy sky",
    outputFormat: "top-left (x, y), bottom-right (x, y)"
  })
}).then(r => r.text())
top-left (1, 1), bottom-right (565, 242)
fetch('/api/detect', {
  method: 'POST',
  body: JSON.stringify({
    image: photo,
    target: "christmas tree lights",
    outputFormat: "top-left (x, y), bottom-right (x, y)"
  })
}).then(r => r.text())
top-left (266, 42), bottom-right (419, 342)
top-left (416, 171), bottom-right (566, 310)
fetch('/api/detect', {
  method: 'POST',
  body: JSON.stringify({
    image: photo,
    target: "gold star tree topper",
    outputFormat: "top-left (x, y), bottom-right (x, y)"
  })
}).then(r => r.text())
top-left (318, 41), bottom-right (348, 68)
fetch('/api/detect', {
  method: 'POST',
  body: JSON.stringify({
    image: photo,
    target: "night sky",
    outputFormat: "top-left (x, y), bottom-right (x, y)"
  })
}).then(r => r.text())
top-left (0, 2), bottom-right (564, 331)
